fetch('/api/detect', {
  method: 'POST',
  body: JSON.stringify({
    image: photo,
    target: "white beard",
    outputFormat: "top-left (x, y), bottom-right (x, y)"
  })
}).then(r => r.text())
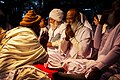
top-left (70, 21), bottom-right (78, 33)
top-left (49, 21), bottom-right (59, 30)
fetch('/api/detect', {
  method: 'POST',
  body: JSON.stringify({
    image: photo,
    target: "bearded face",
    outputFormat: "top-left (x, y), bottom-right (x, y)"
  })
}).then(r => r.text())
top-left (49, 18), bottom-right (59, 30)
top-left (70, 21), bottom-right (78, 33)
top-left (66, 10), bottom-right (78, 33)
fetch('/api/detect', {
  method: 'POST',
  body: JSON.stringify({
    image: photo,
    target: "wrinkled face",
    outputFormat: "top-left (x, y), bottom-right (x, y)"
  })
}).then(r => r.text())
top-left (66, 10), bottom-right (76, 24)
top-left (93, 16), bottom-right (99, 26)
top-left (49, 18), bottom-right (55, 24)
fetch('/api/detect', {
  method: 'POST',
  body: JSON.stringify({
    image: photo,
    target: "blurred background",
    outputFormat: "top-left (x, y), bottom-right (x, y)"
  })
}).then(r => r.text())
top-left (0, 0), bottom-right (114, 28)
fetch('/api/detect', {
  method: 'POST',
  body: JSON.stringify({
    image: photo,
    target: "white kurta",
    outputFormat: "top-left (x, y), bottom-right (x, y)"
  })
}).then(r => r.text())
top-left (60, 23), bottom-right (92, 59)
top-left (47, 23), bottom-right (66, 68)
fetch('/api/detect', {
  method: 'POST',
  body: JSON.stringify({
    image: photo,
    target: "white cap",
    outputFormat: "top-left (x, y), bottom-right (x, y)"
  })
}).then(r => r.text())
top-left (49, 8), bottom-right (64, 22)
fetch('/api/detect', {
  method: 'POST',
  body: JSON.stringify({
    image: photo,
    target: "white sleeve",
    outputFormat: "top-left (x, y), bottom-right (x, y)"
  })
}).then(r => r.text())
top-left (59, 39), bottom-right (69, 55)
top-left (70, 28), bottom-right (92, 57)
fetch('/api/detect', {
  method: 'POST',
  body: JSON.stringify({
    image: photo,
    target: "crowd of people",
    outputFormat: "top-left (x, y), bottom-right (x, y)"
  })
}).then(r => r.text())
top-left (0, 0), bottom-right (120, 80)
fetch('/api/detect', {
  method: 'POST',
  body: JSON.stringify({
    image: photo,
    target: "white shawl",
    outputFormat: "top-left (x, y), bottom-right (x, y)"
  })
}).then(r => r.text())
top-left (0, 26), bottom-right (48, 76)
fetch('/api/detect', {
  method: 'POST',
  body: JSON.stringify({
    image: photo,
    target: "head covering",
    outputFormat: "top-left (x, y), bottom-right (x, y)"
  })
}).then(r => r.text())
top-left (20, 10), bottom-right (41, 27)
top-left (49, 8), bottom-right (64, 22)
top-left (80, 12), bottom-right (92, 31)
top-left (97, 15), bottom-right (102, 21)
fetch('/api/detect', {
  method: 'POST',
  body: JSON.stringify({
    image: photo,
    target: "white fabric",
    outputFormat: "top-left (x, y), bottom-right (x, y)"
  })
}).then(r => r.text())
top-left (6, 65), bottom-right (50, 80)
top-left (61, 22), bottom-right (92, 58)
top-left (97, 15), bottom-right (102, 21)
top-left (62, 59), bottom-right (96, 74)
top-left (47, 23), bottom-right (66, 68)
top-left (94, 24), bottom-right (103, 49)
top-left (38, 27), bottom-right (48, 42)
top-left (0, 26), bottom-right (48, 78)
top-left (80, 12), bottom-right (94, 51)
top-left (80, 12), bottom-right (92, 31)
top-left (49, 8), bottom-right (64, 22)
top-left (48, 23), bottom-right (66, 46)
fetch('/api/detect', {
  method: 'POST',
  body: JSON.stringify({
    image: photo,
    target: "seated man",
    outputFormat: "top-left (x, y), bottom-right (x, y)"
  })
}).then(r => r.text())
top-left (0, 10), bottom-right (50, 80)
top-left (59, 8), bottom-right (92, 74)
top-left (46, 8), bottom-right (67, 68)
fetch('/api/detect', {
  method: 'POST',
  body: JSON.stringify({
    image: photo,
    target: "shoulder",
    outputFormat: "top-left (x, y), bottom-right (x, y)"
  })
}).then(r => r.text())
top-left (60, 22), bottom-right (67, 26)
top-left (78, 24), bottom-right (91, 32)
top-left (6, 26), bottom-right (34, 38)
top-left (59, 22), bottom-right (67, 33)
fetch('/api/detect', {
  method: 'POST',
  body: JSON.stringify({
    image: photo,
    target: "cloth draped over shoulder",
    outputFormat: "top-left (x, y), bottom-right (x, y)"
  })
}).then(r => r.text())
top-left (0, 26), bottom-right (49, 79)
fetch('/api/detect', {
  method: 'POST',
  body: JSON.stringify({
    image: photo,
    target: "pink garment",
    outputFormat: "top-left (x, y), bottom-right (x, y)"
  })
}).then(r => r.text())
top-left (96, 23), bottom-right (120, 69)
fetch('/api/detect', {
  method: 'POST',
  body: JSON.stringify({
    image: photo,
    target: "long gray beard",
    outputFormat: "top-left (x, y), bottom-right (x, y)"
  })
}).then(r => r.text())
top-left (70, 21), bottom-right (78, 33)
top-left (50, 21), bottom-right (59, 30)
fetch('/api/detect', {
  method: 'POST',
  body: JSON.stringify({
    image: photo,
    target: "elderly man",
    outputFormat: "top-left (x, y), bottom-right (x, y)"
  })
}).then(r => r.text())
top-left (46, 8), bottom-right (67, 68)
top-left (57, 8), bottom-right (92, 74)
top-left (0, 10), bottom-right (50, 80)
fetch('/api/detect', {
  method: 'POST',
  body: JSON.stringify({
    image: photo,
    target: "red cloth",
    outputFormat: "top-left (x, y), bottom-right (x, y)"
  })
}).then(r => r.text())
top-left (34, 64), bottom-right (58, 80)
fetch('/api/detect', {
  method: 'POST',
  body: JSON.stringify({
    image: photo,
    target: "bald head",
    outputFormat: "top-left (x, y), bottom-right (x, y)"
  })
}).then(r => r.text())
top-left (66, 8), bottom-right (80, 23)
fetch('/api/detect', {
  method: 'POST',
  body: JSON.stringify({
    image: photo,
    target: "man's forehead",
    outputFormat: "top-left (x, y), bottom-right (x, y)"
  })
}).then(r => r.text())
top-left (67, 10), bottom-right (76, 18)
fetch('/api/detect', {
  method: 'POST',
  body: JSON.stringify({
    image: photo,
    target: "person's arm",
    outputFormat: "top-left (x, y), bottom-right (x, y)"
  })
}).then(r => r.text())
top-left (94, 24), bottom-right (103, 49)
top-left (58, 29), bottom-right (70, 55)
top-left (87, 32), bottom-right (120, 80)
top-left (59, 39), bottom-right (69, 55)
top-left (96, 46), bottom-right (120, 69)
top-left (96, 32), bottom-right (120, 69)
top-left (87, 45), bottom-right (120, 80)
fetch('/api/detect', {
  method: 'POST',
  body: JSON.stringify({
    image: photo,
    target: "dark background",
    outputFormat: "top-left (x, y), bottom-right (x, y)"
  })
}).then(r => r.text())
top-left (0, 0), bottom-right (114, 28)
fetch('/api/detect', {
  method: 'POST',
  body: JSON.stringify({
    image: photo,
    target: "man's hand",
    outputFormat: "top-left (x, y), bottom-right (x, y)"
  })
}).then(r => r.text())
top-left (65, 24), bottom-right (74, 41)
top-left (47, 42), bottom-right (52, 47)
